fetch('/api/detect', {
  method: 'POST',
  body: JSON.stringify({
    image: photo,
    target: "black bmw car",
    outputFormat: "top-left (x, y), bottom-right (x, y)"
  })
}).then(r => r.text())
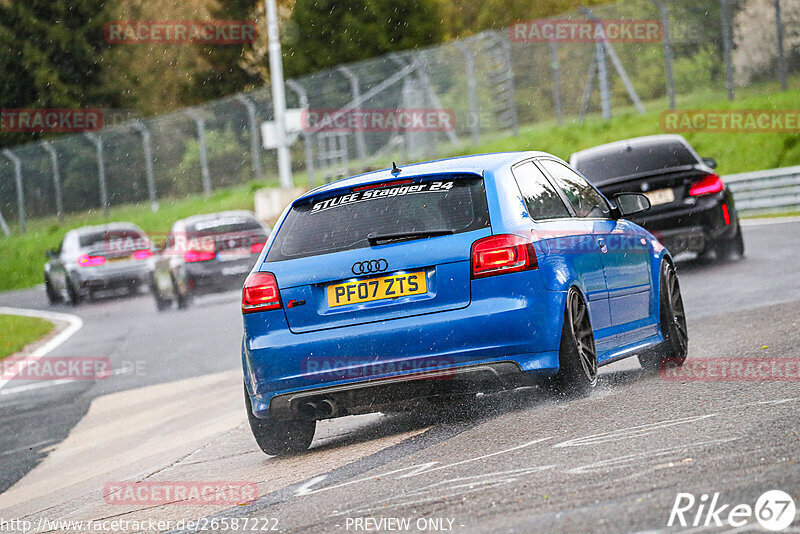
top-left (151, 210), bottom-right (270, 310)
top-left (569, 134), bottom-right (744, 261)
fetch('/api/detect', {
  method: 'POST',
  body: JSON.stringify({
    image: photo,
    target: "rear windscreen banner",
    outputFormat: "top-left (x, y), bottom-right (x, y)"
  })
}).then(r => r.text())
top-left (310, 180), bottom-right (455, 213)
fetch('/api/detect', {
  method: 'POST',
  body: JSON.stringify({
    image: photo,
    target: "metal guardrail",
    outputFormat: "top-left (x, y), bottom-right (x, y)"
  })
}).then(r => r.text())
top-left (725, 166), bottom-right (800, 215)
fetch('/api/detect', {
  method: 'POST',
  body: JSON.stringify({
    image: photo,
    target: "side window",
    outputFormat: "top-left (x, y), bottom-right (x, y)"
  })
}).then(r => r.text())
top-left (511, 162), bottom-right (571, 220)
top-left (539, 160), bottom-right (611, 219)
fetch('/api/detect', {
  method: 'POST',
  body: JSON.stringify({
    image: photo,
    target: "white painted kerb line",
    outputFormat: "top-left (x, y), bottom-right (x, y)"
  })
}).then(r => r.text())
top-left (0, 307), bottom-right (83, 391)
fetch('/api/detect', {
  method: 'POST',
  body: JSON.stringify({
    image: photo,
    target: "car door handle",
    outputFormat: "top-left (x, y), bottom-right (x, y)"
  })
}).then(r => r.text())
top-left (596, 237), bottom-right (608, 253)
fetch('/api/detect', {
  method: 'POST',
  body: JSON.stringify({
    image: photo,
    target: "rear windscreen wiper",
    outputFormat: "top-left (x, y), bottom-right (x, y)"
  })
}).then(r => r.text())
top-left (367, 229), bottom-right (454, 246)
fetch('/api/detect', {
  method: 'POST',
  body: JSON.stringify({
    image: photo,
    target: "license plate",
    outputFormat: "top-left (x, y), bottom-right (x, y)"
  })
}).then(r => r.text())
top-left (217, 249), bottom-right (249, 262)
top-left (327, 271), bottom-right (427, 308)
top-left (645, 188), bottom-right (675, 206)
top-left (222, 264), bottom-right (250, 276)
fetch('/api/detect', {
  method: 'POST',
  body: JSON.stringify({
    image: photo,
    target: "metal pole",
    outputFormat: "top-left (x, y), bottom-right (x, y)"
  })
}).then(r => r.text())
top-left (130, 122), bottom-right (158, 211)
top-left (456, 41), bottom-right (481, 145)
top-left (338, 66), bottom-right (367, 162)
top-left (235, 95), bottom-right (264, 181)
top-left (596, 38), bottom-right (611, 120)
top-left (653, 0), bottom-right (676, 109)
top-left (41, 142), bottom-right (64, 222)
top-left (84, 134), bottom-right (108, 216)
top-left (287, 79), bottom-right (315, 188)
top-left (0, 208), bottom-right (9, 236)
top-left (549, 40), bottom-right (564, 126)
top-left (774, 0), bottom-right (788, 91)
top-left (720, 0), bottom-right (735, 100)
top-left (187, 111), bottom-right (212, 197)
top-left (1, 150), bottom-right (25, 232)
top-left (265, 0), bottom-right (293, 188)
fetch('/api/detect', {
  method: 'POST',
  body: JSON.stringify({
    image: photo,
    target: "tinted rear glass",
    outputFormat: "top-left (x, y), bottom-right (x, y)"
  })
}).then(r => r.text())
top-left (574, 141), bottom-right (699, 184)
top-left (187, 217), bottom-right (264, 236)
top-left (267, 175), bottom-right (490, 261)
top-left (79, 229), bottom-right (146, 250)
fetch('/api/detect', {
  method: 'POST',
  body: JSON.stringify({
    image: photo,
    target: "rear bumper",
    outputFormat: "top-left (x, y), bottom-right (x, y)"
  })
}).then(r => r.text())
top-left (242, 271), bottom-right (565, 419)
top-left (74, 263), bottom-right (152, 290)
top-left (630, 189), bottom-right (739, 254)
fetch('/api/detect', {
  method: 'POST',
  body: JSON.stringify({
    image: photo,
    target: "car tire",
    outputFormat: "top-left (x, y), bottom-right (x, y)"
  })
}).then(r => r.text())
top-left (174, 275), bottom-right (193, 310)
top-left (638, 260), bottom-right (688, 372)
top-left (244, 384), bottom-right (315, 456)
top-left (714, 222), bottom-right (745, 262)
top-left (545, 288), bottom-right (598, 397)
top-left (66, 276), bottom-right (81, 306)
top-left (45, 275), bottom-right (62, 304)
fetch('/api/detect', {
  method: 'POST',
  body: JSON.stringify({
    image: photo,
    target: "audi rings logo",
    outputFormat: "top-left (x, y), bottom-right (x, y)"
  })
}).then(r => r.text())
top-left (352, 259), bottom-right (388, 275)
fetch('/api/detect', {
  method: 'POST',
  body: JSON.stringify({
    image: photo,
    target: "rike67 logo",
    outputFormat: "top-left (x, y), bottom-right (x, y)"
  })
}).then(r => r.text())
top-left (669, 490), bottom-right (796, 531)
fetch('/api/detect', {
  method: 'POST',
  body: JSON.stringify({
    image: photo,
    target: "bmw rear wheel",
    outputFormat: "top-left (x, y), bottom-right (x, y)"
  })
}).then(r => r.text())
top-left (639, 260), bottom-right (688, 371)
top-left (245, 385), bottom-right (315, 456)
top-left (714, 222), bottom-right (745, 261)
top-left (546, 288), bottom-right (598, 397)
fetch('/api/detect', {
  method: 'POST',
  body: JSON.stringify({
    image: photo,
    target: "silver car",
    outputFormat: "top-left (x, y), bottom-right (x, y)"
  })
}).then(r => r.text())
top-left (45, 223), bottom-right (155, 305)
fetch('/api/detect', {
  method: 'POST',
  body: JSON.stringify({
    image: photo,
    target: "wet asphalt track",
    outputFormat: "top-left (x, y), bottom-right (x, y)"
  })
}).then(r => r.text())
top-left (0, 220), bottom-right (798, 532)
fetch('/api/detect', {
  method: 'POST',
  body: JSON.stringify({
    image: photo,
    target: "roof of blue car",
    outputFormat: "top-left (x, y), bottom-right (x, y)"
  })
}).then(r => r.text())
top-left (302, 151), bottom-right (550, 198)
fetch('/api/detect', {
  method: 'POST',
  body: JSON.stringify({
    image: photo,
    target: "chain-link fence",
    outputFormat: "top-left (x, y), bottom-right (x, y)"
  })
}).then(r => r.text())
top-left (1, 0), bottom-right (797, 233)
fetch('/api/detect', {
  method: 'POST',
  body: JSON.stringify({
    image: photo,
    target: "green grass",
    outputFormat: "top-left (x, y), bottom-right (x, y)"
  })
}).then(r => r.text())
top-left (1, 82), bottom-right (799, 292)
top-left (442, 84), bottom-right (800, 174)
top-left (0, 314), bottom-right (55, 360)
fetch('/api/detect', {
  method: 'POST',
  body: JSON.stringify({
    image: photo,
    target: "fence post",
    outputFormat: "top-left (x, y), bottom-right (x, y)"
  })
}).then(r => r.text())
top-left (1, 150), bottom-right (25, 233)
top-left (720, 0), bottom-right (735, 100)
top-left (774, 0), bottom-right (788, 91)
top-left (652, 0), bottom-right (676, 110)
top-left (235, 95), bottom-right (264, 181)
top-left (455, 40), bottom-right (481, 145)
top-left (41, 142), bottom-right (64, 222)
top-left (0, 208), bottom-right (9, 236)
top-left (84, 134), bottom-right (108, 216)
top-left (130, 122), bottom-right (158, 211)
top-left (549, 40), bottom-right (564, 126)
top-left (287, 79), bottom-right (315, 188)
top-left (338, 66), bottom-right (367, 162)
top-left (187, 110), bottom-right (213, 197)
top-left (596, 38), bottom-right (611, 120)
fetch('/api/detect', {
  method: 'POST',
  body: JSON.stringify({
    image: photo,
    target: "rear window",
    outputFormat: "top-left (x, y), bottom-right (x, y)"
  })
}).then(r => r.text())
top-left (79, 229), bottom-right (147, 251)
top-left (267, 175), bottom-right (490, 261)
top-left (574, 141), bottom-right (699, 184)
top-left (187, 217), bottom-right (264, 236)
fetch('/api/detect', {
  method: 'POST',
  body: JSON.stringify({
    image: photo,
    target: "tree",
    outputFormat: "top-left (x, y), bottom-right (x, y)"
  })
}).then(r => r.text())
top-left (283, 0), bottom-right (443, 78)
top-left (187, 0), bottom-right (265, 102)
top-left (0, 0), bottom-right (128, 148)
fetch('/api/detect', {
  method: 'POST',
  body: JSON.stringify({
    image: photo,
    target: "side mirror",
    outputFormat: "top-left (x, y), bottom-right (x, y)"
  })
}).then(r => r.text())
top-left (702, 157), bottom-right (717, 169)
top-left (45, 250), bottom-right (56, 259)
top-left (614, 193), bottom-right (651, 217)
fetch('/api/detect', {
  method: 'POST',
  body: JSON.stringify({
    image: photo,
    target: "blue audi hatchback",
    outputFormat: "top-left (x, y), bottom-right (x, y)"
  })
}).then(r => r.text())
top-left (242, 152), bottom-right (688, 454)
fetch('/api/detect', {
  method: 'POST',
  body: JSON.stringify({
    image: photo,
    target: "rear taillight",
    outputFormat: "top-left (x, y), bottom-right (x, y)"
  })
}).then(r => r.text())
top-left (722, 204), bottom-right (731, 225)
top-left (688, 174), bottom-right (724, 196)
top-left (133, 249), bottom-right (153, 260)
top-left (78, 255), bottom-right (106, 267)
top-left (242, 272), bottom-right (282, 314)
top-left (184, 250), bottom-right (215, 262)
top-left (471, 234), bottom-right (538, 279)
top-left (250, 242), bottom-right (265, 254)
